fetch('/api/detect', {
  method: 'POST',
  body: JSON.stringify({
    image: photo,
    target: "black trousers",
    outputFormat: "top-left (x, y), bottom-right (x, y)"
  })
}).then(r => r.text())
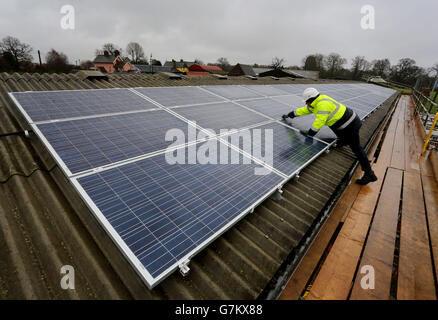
top-left (333, 116), bottom-right (372, 174)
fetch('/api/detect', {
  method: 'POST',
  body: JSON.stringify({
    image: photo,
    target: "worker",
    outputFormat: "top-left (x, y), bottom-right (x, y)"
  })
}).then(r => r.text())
top-left (282, 88), bottom-right (377, 185)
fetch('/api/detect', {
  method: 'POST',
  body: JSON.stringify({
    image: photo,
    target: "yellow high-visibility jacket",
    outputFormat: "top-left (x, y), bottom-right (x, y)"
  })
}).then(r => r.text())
top-left (293, 94), bottom-right (346, 132)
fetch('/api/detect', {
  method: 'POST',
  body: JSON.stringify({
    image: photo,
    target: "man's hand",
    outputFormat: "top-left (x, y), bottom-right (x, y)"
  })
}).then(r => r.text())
top-left (282, 111), bottom-right (296, 120)
top-left (299, 129), bottom-right (308, 136)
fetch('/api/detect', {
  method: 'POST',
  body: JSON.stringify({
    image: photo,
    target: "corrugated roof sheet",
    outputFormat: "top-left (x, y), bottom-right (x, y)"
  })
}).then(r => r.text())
top-left (0, 72), bottom-right (397, 299)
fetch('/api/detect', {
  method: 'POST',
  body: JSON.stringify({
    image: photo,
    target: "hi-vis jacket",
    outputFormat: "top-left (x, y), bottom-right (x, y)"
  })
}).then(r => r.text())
top-left (293, 94), bottom-right (348, 133)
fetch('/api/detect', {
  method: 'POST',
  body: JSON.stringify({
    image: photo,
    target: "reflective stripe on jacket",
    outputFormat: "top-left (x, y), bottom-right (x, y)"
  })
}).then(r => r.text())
top-left (294, 94), bottom-right (346, 132)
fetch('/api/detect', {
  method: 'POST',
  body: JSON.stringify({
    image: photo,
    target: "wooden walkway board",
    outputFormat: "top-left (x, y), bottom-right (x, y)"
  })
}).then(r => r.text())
top-left (421, 175), bottom-right (438, 278)
top-left (397, 171), bottom-right (436, 300)
top-left (349, 167), bottom-right (403, 300)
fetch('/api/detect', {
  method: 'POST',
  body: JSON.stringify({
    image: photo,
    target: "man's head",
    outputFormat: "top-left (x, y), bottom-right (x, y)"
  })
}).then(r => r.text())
top-left (303, 88), bottom-right (320, 105)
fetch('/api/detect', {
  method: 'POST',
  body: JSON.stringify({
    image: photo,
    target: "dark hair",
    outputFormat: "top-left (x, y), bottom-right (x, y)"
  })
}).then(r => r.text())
top-left (306, 94), bottom-right (320, 104)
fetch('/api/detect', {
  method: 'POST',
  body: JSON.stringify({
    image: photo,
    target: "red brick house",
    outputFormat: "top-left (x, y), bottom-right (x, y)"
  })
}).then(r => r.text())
top-left (93, 51), bottom-right (134, 73)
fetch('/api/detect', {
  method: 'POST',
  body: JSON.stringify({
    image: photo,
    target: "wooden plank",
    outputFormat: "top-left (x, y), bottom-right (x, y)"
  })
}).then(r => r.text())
top-left (403, 97), bottom-right (421, 173)
top-left (390, 101), bottom-right (406, 170)
top-left (349, 168), bottom-right (403, 299)
top-left (421, 174), bottom-right (438, 278)
top-left (306, 208), bottom-right (372, 299)
top-left (397, 171), bottom-right (436, 300)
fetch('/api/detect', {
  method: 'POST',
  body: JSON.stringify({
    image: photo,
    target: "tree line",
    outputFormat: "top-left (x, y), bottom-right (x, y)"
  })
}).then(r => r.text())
top-left (0, 35), bottom-right (436, 87)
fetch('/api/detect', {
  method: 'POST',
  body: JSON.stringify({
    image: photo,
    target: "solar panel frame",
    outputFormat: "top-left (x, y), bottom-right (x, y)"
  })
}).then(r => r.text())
top-left (71, 139), bottom-right (286, 288)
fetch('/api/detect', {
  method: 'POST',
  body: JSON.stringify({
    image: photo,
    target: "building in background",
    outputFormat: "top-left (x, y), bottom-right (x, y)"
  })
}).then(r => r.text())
top-left (228, 63), bottom-right (256, 77)
top-left (93, 50), bottom-right (134, 73)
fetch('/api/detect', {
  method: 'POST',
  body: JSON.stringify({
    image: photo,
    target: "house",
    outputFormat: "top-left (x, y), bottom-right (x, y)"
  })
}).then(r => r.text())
top-left (163, 59), bottom-right (195, 74)
top-left (93, 50), bottom-right (134, 73)
top-left (228, 63), bottom-right (256, 77)
top-left (187, 64), bottom-right (224, 76)
top-left (258, 68), bottom-right (319, 79)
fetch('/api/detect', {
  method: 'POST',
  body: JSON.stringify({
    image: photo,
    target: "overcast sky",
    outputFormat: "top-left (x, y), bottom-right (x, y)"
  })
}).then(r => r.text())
top-left (0, 0), bottom-right (436, 69)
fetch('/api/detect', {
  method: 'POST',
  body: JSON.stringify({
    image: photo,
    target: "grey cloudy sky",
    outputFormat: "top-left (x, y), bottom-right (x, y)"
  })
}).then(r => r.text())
top-left (0, 0), bottom-right (436, 68)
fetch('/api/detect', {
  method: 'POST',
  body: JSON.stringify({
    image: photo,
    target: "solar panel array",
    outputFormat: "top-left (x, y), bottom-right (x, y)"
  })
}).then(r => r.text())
top-left (9, 82), bottom-right (395, 288)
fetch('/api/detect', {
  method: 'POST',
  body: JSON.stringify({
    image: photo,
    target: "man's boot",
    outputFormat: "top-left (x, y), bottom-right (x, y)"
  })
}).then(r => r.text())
top-left (356, 170), bottom-right (378, 185)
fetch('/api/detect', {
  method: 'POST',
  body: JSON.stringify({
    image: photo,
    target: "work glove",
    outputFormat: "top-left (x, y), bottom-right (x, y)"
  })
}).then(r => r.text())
top-left (299, 129), bottom-right (308, 136)
top-left (282, 111), bottom-right (296, 120)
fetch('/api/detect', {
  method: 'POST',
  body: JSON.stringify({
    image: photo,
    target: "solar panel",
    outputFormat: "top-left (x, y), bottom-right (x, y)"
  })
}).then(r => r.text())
top-left (36, 110), bottom-right (199, 175)
top-left (237, 98), bottom-right (295, 120)
top-left (134, 86), bottom-right (225, 107)
top-left (74, 140), bottom-right (284, 287)
top-left (172, 102), bottom-right (269, 132)
top-left (10, 89), bottom-right (157, 123)
top-left (223, 122), bottom-right (328, 176)
top-left (241, 85), bottom-right (290, 97)
top-left (202, 85), bottom-right (263, 100)
top-left (8, 83), bottom-right (396, 289)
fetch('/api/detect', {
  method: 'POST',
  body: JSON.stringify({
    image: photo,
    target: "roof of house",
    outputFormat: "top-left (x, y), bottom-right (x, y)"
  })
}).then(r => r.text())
top-left (188, 64), bottom-right (224, 74)
top-left (132, 64), bottom-right (174, 73)
top-left (228, 64), bottom-right (256, 77)
top-left (93, 54), bottom-right (120, 64)
top-left (163, 60), bottom-right (195, 68)
top-left (0, 71), bottom-right (397, 299)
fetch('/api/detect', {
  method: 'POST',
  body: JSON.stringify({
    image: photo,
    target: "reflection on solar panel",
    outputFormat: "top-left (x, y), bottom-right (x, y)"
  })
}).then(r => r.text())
top-left (172, 102), bottom-right (269, 132)
top-left (135, 86), bottom-right (224, 107)
top-left (10, 89), bottom-right (157, 122)
top-left (9, 82), bottom-right (396, 289)
top-left (223, 122), bottom-right (328, 176)
top-left (202, 85), bottom-right (262, 100)
top-left (37, 110), bottom-right (198, 175)
top-left (75, 140), bottom-right (284, 286)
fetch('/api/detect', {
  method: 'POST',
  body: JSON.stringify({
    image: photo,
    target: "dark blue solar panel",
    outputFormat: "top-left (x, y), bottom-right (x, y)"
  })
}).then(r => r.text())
top-left (238, 98), bottom-right (295, 120)
top-left (241, 85), bottom-right (290, 97)
top-left (172, 102), bottom-right (269, 132)
top-left (223, 122), bottom-right (328, 176)
top-left (11, 89), bottom-right (158, 122)
top-left (270, 84), bottom-right (307, 95)
top-left (202, 85), bottom-right (263, 100)
top-left (134, 87), bottom-right (224, 107)
top-left (37, 110), bottom-right (198, 174)
top-left (77, 140), bottom-right (283, 285)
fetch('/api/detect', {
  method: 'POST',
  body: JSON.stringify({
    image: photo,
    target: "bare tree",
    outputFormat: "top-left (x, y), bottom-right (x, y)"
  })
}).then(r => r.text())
top-left (194, 58), bottom-right (204, 65)
top-left (216, 57), bottom-right (231, 71)
top-left (271, 57), bottom-right (285, 69)
top-left (46, 49), bottom-right (70, 73)
top-left (126, 42), bottom-right (145, 63)
top-left (0, 36), bottom-right (33, 67)
top-left (351, 56), bottom-right (370, 80)
top-left (80, 60), bottom-right (94, 70)
top-left (95, 43), bottom-right (122, 56)
top-left (302, 54), bottom-right (325, 72)
top-left (389, 58), bottom-right (424, 86)
top-left (324, 53), bottom-right (347, 78)
top-left (371, 58), bottom-right (391, 77)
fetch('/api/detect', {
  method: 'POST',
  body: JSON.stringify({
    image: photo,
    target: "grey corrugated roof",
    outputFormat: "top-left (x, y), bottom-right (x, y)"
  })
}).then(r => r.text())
top-left (0, 72), bottom-right (397, 299)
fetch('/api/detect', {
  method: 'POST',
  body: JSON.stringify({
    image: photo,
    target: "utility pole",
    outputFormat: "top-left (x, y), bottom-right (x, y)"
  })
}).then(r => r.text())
top-left (37, 50), bottom-right (42, 66)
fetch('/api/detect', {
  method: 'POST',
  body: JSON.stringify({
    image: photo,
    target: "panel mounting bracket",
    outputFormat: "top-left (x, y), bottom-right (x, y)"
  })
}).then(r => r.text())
top-left (179, 259), bottom-right (190, 277)
top-left (270, 188), bottom-right (283, 201)
top-left (294, 172), bottom-right (300, 181)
